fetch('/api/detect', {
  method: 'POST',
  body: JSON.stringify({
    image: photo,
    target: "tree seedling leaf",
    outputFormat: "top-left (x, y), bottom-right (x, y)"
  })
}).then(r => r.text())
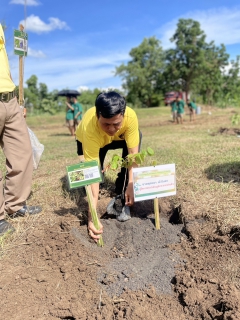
top-left (147, 147), bottom-right (154, 156)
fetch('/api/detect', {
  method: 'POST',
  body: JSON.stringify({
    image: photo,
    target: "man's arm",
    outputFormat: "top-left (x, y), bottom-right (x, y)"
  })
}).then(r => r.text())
top-left (125, 145), bottom-right (139, 206)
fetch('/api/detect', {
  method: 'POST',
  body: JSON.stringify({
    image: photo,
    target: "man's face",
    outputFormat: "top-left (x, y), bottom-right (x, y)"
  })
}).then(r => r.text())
top-left (98, 113), bottom-right (123, 136)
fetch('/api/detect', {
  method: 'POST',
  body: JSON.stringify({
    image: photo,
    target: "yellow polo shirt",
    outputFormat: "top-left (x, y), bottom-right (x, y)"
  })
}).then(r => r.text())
top-left (0, 24), bottom-right (16, 93)
top-left (75, 106), bottom-right (139, 162)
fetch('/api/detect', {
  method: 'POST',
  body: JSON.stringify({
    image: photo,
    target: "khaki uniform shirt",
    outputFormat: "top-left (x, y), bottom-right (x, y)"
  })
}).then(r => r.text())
top-left (0, 24), bottom-right (15, 93)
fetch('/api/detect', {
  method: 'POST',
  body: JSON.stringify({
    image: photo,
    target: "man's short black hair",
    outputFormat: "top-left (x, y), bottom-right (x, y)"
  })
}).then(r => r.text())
top-left (95, 91), bottom-right (126, 118)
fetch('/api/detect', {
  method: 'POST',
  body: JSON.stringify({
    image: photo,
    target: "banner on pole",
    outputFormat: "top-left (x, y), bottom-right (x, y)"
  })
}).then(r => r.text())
top-left (133, 164), bottom-right (176, 201)
top-left (14, 29), bottom-right (28, 56)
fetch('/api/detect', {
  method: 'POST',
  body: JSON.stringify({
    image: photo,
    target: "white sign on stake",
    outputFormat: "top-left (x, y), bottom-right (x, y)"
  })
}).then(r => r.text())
top-left (132, 163), bottom-right (176, 202)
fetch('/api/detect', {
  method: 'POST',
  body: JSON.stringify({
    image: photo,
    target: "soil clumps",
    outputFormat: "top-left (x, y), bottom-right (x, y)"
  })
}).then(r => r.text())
top-left (0, 196), bottom-right (240, 320)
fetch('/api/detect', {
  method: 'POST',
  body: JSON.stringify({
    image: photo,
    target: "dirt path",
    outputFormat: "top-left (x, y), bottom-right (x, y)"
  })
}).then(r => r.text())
top-left (0, 194), bottom-right (240, 320)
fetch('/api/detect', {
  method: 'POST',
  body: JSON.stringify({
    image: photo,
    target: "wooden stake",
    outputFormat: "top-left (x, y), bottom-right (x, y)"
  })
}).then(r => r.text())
top-left (154, 198), bottom-right (160, 229)
top-left (18, 24), bottom-right (24, 106)
top-left (18, 24), bottom-right (26, 117)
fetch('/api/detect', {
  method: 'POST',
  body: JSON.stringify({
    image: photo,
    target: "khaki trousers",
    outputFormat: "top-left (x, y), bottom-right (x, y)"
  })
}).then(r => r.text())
top-left (0, 97), bottom-right (33, 219)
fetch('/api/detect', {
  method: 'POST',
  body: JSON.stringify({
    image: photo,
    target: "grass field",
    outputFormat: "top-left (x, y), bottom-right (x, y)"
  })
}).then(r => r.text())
top-left (0, 107), bottom-right (240, 234)
top-left (1, 104), bottom-right (240, 319)
top-left (1, 104), bottom-right (240, 244)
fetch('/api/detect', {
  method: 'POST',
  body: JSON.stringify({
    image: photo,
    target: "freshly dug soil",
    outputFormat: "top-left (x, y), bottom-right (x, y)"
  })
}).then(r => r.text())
top-left (0, 196), bottom-right (240, 320)
top-left (215, 127), bottom-right (240, 136)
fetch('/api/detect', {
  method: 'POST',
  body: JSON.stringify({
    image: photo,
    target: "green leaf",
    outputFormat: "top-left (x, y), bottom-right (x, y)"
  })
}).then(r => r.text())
top-left (135, 154), bottom-right (142, 165)
top-left (147, 147), bottom-right (154, 156)
top-left (112, 154), bottom-right (121, 161)
top-left (110, 162), bottom-right (118, 170)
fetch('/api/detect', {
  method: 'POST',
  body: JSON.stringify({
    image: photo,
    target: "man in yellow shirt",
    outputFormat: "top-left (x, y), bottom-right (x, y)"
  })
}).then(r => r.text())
top-left (75, 91), bottom-right (141, 241)
top-left (0, 24), bottom-right (42, 236)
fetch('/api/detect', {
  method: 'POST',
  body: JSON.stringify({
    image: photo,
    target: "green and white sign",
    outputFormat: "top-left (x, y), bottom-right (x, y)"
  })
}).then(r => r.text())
top-left (14, 29), bottom-right (28, 56)
top-left (66, 160), bottom-right (103, 189)
top-left (133, 164), bottom-right (176, 201)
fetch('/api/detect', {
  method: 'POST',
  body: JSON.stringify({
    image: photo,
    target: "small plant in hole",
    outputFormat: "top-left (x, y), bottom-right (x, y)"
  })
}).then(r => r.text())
top-left (104, 146), bottom-right (160, 229)
top-left (103, 147), bottom-right (155, 173)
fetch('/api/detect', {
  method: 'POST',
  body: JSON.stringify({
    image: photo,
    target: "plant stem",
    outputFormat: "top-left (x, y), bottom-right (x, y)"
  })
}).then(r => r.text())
top-left (154, 198), bottom-right (160, 230)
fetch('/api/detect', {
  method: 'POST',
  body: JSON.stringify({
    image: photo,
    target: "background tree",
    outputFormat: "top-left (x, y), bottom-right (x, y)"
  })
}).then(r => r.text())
top-left (165, 19), bottom-right (207, 100)
top-left (39, 82), bottom-right (48, 101)
top-left (26, 75), bottom-right (39, 96)
top-left (222, 56), bottom-right (240, 105)
top-left (115, 37), bottom-right (165, 107)
top-left (195, 42), bottom-right (229, 104)
top-left (24, 75), bottom-right (39, 111)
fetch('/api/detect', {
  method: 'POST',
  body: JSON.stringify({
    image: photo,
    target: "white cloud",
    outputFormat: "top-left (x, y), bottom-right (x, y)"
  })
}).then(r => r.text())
top-left (18, 52), bottom-right (129, 76)
top-left (19, 14), bottom-right (69, 33)
top-left (10, 0), bottom-right (40, 5)
top-left (78, 86), bottom-right (89, 92)
top-left (158, 7), bottom-right (240, 48)
top-left (10, 51), bottom-right (129, 91)
top-left (98, 85), bottom-right (124, 92)
top-left (27, 47), bottom-right (46, 58)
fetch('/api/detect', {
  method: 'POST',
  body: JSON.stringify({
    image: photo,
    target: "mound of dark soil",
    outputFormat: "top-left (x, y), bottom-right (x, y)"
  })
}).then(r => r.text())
top-left (0, 197), bottom-right (240, 320)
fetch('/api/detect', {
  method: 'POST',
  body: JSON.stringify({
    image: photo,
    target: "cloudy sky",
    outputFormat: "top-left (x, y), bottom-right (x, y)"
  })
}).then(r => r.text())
top-left (1, 0), bottom-right (240, 92)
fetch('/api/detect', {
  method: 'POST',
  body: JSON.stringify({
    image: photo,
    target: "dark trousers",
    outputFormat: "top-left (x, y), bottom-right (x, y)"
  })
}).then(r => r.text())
top-left (77, 130), bottom-right (142, 195)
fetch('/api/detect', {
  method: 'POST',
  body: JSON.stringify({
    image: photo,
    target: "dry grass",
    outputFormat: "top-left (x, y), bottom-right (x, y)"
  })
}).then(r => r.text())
top-left (1, 105), bottom-right (240, 254)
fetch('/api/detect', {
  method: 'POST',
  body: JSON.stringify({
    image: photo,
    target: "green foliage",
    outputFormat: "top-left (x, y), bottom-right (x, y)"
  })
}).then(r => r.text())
top-left (78, 89), bottom-right (101, 110)
top-left (231, 113), bottom-right (240, 125)
top-left (115, 19), bottom-right (236, 107)
top-left (17, 18), bottom-right (240, 113)
top-left (26, 75), bottom-right (39, 96)
top-left (196, 42), bottom-right (229, 105)
top-left (165, 19), bottom-right (207, 98)
top-left (115, 37), bottom-right (165, 108)
top-left (77, 88), bottom-right (125, 111)
top-left (105, 147), bottom-right (155, 172)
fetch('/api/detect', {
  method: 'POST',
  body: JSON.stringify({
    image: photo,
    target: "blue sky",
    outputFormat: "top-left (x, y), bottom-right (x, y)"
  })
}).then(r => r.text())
top-left (1, 0), bottom-right (240, 92)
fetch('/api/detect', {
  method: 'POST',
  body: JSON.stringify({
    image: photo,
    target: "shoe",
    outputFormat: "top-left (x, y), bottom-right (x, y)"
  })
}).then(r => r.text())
top-left (117, 205), bottom-right (131, 222)
top-left (0, 219), bottom-right (15, 236)
top-left (12, 205), bottom-right (42, 218)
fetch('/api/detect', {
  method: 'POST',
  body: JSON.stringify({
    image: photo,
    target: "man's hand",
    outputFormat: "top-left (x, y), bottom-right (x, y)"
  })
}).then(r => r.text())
top-left (88, 219), bottom-right (103, 243)
top-left (125, 182), bottom-right (134, 206)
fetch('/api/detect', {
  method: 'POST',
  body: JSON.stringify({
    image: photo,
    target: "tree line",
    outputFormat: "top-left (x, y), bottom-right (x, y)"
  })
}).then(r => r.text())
top-left (19, 18), bottom-right (240, 113)
top-left (116, 19), bottom-right (240, 108)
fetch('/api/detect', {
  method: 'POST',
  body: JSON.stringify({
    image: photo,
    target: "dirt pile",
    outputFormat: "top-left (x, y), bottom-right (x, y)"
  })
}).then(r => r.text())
top-left (0, 197), bottom-right (240, 320)
top-left (218, 128), bottom-right (240, 136)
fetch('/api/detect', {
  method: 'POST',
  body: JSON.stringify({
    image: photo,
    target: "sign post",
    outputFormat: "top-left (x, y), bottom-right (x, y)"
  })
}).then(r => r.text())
top-left (132, 163), bottom-right (176, 229)
top-left (14, 24), bottom-right (28, 115)
top-left (66, 158), bottom-right (104, 246)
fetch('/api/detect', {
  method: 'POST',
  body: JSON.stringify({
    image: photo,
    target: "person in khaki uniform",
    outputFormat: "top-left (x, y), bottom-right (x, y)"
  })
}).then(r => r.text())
top-left (0, 24), bottom-right (42, 236)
